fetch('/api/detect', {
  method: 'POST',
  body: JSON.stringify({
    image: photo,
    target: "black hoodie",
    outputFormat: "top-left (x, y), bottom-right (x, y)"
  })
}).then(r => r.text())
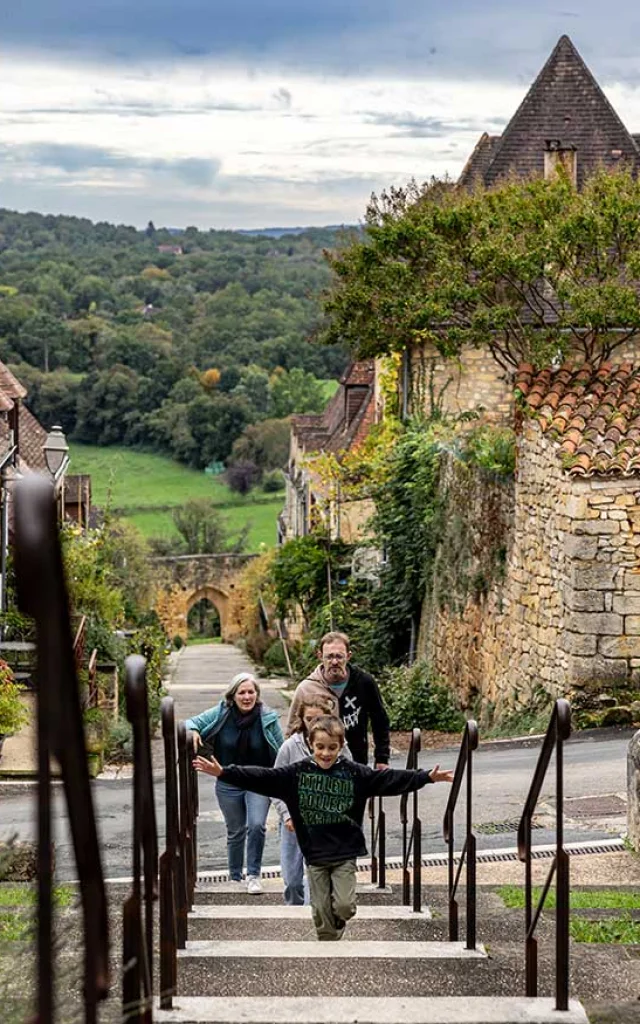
top-left (287, 663), bottom-right (391, 765)
top-left (220, 757), bottom-right (433, 866)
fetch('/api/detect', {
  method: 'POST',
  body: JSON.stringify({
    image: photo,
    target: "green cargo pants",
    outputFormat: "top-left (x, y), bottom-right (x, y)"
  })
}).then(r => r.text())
top-left (307, 859), bottom-right (357, 941)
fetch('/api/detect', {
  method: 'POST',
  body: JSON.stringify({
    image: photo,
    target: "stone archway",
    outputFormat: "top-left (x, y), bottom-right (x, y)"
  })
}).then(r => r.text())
top-left (153, 553), bottom-right (256, 643)
top-left (186, 585), bottom-right (227, 640)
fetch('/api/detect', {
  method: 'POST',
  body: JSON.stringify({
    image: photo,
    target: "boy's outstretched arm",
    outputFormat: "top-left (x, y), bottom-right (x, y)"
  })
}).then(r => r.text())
top-left (192, 755), bottom-right (294, 801)
top-left (362, 763), bottom-right (454, 797)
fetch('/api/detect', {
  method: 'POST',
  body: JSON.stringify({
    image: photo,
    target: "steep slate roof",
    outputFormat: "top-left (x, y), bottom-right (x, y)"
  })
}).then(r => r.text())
top-left (291, 361), bottom-right (375, 456)
top-left (459, 35), bottom-right (640, 189)
top-left (515, 361), bottom-right (640, 476)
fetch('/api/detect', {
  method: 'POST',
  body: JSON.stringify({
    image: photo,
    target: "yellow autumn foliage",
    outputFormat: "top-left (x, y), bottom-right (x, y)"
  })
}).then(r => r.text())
top-left (227, 548), bottom-right (276, 638)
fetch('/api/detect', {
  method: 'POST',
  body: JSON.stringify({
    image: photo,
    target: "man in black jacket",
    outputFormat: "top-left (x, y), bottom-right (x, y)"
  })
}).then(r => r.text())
top-left (194, 714), bottom-right (453, 939)
top-left (286, 631), bottom-right (391, 767)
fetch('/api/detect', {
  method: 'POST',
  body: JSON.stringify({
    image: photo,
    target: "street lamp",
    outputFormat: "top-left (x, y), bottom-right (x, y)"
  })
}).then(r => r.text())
top-left (43, 425), bottom-right (69, 478)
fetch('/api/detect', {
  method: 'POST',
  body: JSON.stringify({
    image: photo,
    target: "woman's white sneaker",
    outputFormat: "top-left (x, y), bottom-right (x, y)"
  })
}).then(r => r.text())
top-left (247, 875), bottom-right (263, 895)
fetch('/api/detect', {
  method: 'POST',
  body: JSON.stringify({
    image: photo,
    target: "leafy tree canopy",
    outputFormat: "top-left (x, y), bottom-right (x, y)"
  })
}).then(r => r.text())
top-left (322, 169), bottom-right (640, 369)
top-left (0, 208), bottom-right (350, 464)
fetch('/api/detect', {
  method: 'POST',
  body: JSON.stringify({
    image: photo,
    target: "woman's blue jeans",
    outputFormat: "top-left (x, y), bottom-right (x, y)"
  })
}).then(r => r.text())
top-left (215, 779), bottom-right (270, 880)
top-left (280, 821), bottom-right (309, 906)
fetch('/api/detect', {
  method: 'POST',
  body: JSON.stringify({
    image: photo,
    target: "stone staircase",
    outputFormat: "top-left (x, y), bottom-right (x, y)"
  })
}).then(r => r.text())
top-left (155, 880), bottom-right (589, 1024)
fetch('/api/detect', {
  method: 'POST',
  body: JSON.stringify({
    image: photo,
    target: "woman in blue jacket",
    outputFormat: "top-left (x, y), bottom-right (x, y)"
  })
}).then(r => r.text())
top-left (186, 671), bottom-right (283, 893)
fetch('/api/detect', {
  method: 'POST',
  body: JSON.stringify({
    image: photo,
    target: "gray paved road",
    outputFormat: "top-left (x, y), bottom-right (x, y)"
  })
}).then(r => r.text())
top-left (0, 644), bottom-right (630, 879)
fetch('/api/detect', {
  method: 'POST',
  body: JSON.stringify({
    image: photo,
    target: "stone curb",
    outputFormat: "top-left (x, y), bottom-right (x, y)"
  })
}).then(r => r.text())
top-left (433, 724), bottom-right (638, 754)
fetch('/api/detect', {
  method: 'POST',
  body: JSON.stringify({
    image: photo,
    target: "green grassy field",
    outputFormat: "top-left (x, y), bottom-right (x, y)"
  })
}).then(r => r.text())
top-left (70, 443), bottom-right (282, 550)
top-left (126, 501), bottom-right (280, 550)
top-left (319, 379), bottom-right (339, 402)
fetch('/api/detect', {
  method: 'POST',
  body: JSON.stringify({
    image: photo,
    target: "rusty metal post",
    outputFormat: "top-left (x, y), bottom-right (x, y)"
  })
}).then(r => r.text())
top-left (14, 475), bottom-right (110, 1024)
top-left (160, 696), bottom-right (178, 1009)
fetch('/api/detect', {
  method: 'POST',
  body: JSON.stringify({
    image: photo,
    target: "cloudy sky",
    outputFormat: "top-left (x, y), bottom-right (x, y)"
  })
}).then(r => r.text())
top-left (1, 2), bottom-right (640, 230)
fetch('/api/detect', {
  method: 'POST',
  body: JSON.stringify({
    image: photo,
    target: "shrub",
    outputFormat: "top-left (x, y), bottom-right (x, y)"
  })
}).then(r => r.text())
top-left (105, 720), bottom-right (133, 763)
top-left (262, 640), bottom-right (289, 676)
top-left (226, 460), bottom-right (262, 495)
top-left (378, 661), bottom-right (465, 732)
top-left (244, 629), bottom-right (273, 665)
top-left (0, 661), bottom-right (28, 736)
top-left (262, 470), bottom-right (285, 493)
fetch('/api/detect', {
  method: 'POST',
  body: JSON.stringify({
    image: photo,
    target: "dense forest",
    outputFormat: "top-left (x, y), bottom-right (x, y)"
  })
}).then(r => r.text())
top-left (0, 209), bottom-right (350, 471)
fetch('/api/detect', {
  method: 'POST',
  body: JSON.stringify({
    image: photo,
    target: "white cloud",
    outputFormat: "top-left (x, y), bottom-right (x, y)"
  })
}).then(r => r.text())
top-left (1, 50), bottom-right (640, 228)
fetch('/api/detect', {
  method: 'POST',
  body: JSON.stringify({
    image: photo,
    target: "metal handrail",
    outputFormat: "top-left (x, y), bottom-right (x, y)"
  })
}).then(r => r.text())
top-left (517, 698), bottom-right (571, 1010)
top-left (87, 648), bottom-right (99, 707)
top-left (13, 475), bottom-right (109, 1024)
top-left (122, 655), bottom-right (159, 1024)
top-left (177, 724), bottom-right (199, 914)
top-left (160, 696), bottom-right (179, 1009)
top-left (400, 727), bottom-right (422, 912)
top-left (72, 613), bottom-right (86, 652)
top-left (443, 720), bottom-right (478, 950)
top-left (368, 794), bottom-right (386, 890)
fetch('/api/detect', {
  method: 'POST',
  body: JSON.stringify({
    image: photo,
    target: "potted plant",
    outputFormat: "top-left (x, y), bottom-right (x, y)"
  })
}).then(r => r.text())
top-left (0, 659), bottom-right (28, 761)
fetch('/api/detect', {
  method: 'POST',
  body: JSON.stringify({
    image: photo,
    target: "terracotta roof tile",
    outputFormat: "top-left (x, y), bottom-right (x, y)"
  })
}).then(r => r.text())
top-left (0, 360), bottom-right (27, 401)
top-left (517, 360), bottom-right (640, 476)
top-left (17, 405), bottom-right (49, 471)
top-left (291, 361), bottom-right (375, 456)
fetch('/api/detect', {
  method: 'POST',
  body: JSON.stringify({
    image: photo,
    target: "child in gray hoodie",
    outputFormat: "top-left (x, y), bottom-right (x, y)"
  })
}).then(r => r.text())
top-left (273, 698), bottom-right (351, 905)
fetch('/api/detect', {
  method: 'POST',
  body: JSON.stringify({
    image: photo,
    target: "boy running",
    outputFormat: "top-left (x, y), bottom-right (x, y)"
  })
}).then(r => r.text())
top-left (194, 714), bottom-right (453, 941)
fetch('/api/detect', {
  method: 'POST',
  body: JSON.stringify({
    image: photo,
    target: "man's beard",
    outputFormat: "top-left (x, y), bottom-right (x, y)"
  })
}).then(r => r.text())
top-left (323, 665), bottom-right (347, 683)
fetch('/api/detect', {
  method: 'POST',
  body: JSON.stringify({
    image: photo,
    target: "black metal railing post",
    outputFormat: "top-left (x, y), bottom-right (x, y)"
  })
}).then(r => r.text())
top-left (14, 475), bottom-right (110, 1024)
top-left (443, 720), bottom-right (478, 950)
top-left (176, 722), bottom-right (190, 946)
top-left (411, 730), bottom-right (422, 914)
top-left (368, 796), bottom-right (387, 890)
top-left (517, 698), bottom-right (571, 1010)
top-left (160, 696), bottom-right (178, 1009)
top-left (400, 728), bottom-right (422, 911)
top-left (122, 655), bottom-right (159, 1024)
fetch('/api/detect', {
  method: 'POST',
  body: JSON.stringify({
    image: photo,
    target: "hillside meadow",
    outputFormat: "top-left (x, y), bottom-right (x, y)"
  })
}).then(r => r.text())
top-left (70, 443), bottom-right (283, 550)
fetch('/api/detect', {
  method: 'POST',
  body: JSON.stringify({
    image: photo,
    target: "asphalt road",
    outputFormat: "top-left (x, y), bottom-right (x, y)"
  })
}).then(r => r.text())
top-left (0, 644), bottom-right (631, 879)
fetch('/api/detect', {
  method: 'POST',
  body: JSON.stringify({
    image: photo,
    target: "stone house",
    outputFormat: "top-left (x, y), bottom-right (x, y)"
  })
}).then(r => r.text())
top-left (280, 361), bottom-right (378, 544)
top-left (412, 38), bottom-right (640, 721)
top-left (406, 34), bottom-right (640, 427)
top-left (422, 361), bottom-right (640, 722)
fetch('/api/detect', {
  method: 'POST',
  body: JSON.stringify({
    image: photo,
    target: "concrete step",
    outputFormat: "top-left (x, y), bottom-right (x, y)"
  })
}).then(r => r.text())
top-left (187, 903), bottom-right (435, 941)
top-left (177, 940), bottom-right (487, 997)
top-left (156, 996), bottom-right (588, 1024)
top-left (193, 883), bottom-right (402, 906)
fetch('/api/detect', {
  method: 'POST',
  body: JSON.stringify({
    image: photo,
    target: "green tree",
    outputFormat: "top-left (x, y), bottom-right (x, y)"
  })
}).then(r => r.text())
top-left (172, 499), bottom-right (248, 554)
top-left (268, 367), bottom-right (326, 418)
top-left (230, 417), bottom-right (291, 470)
top-left (323, 169), bottom-right (640, 371)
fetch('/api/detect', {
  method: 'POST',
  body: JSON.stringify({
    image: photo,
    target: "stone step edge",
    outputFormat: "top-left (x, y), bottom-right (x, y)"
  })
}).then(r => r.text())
top-left (98, 837), bottom-right (625, 886)
top-left (189, 905), bottom-right (432, 920)
top-left (178, 939), bottom-right (487, 960)
top-left (154, 995), bottom-right (588, 1024)
top-left (192, 837), bottom-right (626, 885)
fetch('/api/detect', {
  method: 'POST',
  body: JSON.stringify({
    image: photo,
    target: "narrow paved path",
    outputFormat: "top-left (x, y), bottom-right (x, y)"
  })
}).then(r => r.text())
top-left (168, 642), bottom-right (289, 721)
top-left (166, 642), bottom-right (290, 874)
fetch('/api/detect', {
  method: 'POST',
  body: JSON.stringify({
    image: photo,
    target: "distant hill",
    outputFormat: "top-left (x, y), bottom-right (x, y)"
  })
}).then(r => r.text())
top-left (235, 225), bottom-right (356, 239)
top-left (0, 206), bottom-right (349, 473)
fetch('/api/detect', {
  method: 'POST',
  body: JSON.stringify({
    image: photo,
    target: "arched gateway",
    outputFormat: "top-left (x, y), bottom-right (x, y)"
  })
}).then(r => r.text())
top-left (153, 553), bottom-right (256, 642)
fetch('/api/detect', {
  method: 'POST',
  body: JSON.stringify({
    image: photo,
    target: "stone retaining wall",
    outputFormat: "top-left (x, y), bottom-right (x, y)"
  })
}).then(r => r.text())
top-left (421, 418), bottom-right (640, 718)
